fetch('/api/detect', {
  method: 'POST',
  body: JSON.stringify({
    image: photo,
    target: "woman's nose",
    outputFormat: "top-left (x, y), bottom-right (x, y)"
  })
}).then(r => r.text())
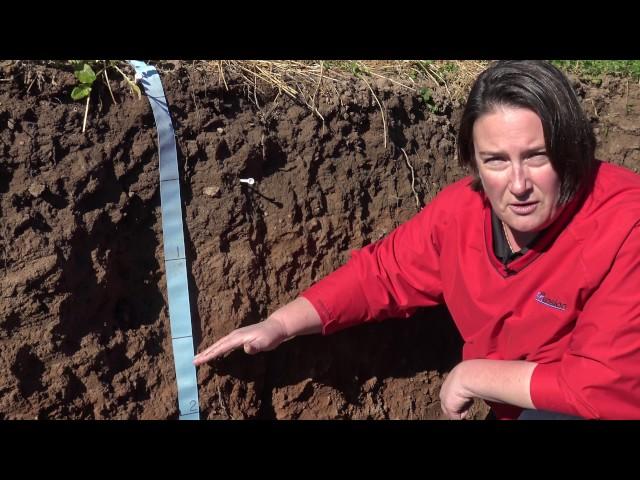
top-left (509, 165), bottom-right (531, 196)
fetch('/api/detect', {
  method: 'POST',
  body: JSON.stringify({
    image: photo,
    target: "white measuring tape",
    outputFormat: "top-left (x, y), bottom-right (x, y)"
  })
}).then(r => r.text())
top-left (128, 60), bottom-right (200, 420)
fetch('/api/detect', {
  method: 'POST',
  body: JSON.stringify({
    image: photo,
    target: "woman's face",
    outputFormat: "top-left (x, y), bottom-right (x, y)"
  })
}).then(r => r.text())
top-left (473, 106), bottom-right (562, 234)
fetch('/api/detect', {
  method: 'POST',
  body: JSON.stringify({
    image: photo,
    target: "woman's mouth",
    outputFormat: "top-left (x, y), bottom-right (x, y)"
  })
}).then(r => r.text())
top-left (509, 202), bottom-right (538, 215)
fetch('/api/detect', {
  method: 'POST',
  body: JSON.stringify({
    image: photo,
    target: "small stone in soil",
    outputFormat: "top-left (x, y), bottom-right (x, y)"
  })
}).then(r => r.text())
top-left (203, 186), bottom-right (221, 197)
top-left (28, 183), bottom-right (46, 198)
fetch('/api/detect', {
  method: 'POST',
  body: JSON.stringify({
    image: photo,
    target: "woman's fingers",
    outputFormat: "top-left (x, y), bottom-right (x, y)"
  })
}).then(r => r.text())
top-left (193, 319), bottom-right (286, 365)
top-left (193, 330), bottom-right (254, 365)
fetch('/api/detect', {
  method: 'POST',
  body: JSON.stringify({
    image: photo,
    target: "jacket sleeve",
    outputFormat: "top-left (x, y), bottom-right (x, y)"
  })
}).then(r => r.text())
top-left (530, 224), bottom-right (640, 419)
top-left (301, 193), bottom-right (447, 335)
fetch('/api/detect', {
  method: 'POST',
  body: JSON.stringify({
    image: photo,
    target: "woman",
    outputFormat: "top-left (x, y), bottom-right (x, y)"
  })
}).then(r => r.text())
top-left (193, 61), bottom-right (640, 420)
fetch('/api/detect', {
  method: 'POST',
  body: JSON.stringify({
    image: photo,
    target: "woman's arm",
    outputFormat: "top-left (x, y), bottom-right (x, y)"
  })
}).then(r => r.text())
top-left (439, 359), bottom-right (536, 419)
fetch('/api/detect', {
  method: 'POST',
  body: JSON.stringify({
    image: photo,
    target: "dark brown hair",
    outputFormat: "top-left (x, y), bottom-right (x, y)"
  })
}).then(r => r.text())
top-left (457, 60), bottom-right (596, 203)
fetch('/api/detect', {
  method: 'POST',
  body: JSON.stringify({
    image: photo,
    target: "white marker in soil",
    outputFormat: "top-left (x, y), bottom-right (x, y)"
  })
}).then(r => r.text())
top-left (239, 177), bottom-right (255, 185)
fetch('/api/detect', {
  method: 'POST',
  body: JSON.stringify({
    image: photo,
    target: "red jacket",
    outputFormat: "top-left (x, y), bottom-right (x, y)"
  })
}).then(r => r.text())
top-left (302, 161), bottom-right (640, 419)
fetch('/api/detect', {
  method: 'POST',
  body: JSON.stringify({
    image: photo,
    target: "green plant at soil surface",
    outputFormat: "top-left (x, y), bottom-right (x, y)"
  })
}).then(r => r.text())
top-left (70, 63), bottom-right (97, 100)
top-left (552, 60), bottom-right (640, 81)
top-left (69, 60), bottom-right (142, 133)
top-left (418, 87), bottom-right (437, 112)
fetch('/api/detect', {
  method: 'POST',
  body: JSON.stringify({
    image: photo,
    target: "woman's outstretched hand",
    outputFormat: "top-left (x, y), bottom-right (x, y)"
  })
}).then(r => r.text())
top-left (193, 297), bottom-right (323, 366)
top-left (193, 317), bottom-right (289, 365)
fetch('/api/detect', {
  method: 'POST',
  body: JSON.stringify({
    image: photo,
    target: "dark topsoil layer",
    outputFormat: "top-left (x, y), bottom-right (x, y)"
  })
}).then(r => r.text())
top-left (1, 61), bottom-right (639, 419)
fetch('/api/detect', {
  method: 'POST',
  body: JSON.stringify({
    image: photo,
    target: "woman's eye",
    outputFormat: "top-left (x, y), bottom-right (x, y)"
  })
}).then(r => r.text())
top-left (527, 153), bottom-right (549, 164)
top-left (485, 158), bottom-right (507, 168)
